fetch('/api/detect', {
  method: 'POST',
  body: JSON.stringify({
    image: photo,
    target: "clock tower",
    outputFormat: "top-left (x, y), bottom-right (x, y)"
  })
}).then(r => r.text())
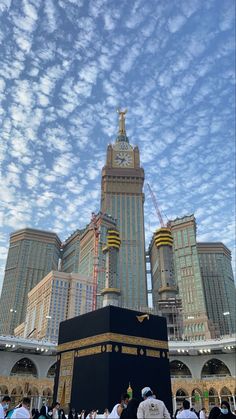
top-left (101, 110), bottom-right (147, 308)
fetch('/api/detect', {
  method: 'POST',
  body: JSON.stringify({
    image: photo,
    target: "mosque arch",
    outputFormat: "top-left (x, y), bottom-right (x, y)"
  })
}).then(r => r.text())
top-left (220, 387), bottom-right (232, 404)
top-left (10, 357), bottom-right (38, 377)
top-left (42, 388), bottom-right (53, 405)
top-left (170, 360), bottom-right (192, 378)
top-left (201, 358), bottom-right (231, 378)
top-left (209, 388), bottom-right (220, 407)
top-left (0, 385), bottom-right (9, 396)
top-left (43, 388), bottom-right (52, 397)
top-left (11, 386), bottom-right (23, 396)
top-left (191, 388), bottom-right (202, 409)
top-left (47, 362), bottom-right (57, 378)
top-left (191, 388), bottom-right (202, 396)
top-left (27, 386), bottom-right (39, 410)
top-left (176, 388), bottom-right (189, 408)
top-left (27, 386), bottom-right (39, 396)
top-left (176, 388), bottom-right (189, 397)
top-left (10, 386), bottom-right (23, 406)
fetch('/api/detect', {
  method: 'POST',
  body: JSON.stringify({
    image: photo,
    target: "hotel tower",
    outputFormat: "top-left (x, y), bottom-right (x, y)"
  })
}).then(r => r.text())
top-left (101, 110), bottom-right (147, 308)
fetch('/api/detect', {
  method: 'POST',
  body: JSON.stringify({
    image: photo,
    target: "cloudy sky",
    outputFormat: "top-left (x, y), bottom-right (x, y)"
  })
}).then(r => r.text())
top-left (0, 0), bottom-right (235, 291)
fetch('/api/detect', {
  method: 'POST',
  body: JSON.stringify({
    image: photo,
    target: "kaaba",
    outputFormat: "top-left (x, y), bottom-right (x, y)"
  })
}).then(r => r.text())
top-left (54, 305), bottom-right (172, 415)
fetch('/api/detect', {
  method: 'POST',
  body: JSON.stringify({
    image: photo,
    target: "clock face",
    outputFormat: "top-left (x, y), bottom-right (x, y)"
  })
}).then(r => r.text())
top-left (114, 152), bottom-right (133, 167)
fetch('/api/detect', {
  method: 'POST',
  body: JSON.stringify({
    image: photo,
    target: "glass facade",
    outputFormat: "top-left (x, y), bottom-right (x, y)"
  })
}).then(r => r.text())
top-left (105, 192), bottom-right (147, 308)
top-left (61, 229), bottom-right (84, 273)
top-left (100, 135), bottom-right (147, 308)
top-left (198, 243), bottom-right (236, 336)
top-left (0, 229), bottom-right (61, 335)
top-left (170, 216), bottom-right (211, 340)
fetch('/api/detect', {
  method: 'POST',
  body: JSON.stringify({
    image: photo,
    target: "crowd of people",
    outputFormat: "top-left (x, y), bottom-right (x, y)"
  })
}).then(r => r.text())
top-left (0, 389), bottom-right (235, 419)
top-left (173, 400), bottom-right (235, 419)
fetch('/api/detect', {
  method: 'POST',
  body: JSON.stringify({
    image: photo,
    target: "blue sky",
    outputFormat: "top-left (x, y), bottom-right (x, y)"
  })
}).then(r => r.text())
top-left (0, 0), bottom-right (235, 291)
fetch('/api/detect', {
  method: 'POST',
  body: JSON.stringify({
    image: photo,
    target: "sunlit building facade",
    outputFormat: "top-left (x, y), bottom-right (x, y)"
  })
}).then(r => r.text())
top-left (101, 111), bottom-right (147, 308)
top-left (169, 216), bottom-right (211, 340)
top-left (16, 271), bottom-right (93, 342)
top-left (0, 229), bottom-right (61, 335)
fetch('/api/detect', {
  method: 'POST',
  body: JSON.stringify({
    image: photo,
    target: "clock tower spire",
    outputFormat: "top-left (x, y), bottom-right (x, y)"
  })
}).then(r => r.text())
top-left (100, 110), bottom-right (147, 309)
top-left (116, 108), bottom-right (129, 143)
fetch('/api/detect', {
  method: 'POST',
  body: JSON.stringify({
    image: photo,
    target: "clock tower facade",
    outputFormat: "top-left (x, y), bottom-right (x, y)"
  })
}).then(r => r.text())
top-left (101, 111), bottom-right (147, 308)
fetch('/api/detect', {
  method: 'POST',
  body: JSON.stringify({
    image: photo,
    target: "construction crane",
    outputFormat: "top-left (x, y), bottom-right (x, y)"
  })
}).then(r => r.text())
top-left (91, 212), bottom-right (100, 311)
top-left (146, 183), bottom-right (165, 227)
top-left (91, 195), bottom-right (113, 310)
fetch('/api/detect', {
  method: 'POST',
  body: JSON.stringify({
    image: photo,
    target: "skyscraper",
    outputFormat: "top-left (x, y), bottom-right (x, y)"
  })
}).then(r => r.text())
top-left (0, 228), bottom-right (61, 335)
top-left (149, 228), bottom-right (175, 304)
top-left (20, 270), bottom-right (93, 342)
top-left (197, 242), bottom-right (236, 336)
top-left (148, 227), bottom-right (183, 340)
top-left (61, 228), bottom-right (84, 273)
top-left (169, 216), bottom-right (211, 340)
top-left (76, 212), bottom-right (118, 308)
top-left (101, 110), bottom-right (147, 308)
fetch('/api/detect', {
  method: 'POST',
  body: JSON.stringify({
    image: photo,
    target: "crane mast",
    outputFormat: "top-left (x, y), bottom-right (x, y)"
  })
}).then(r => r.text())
top-left (146, 183), bottom-right (165, 227)
top-left (91, 212), bottom-right (100, 311)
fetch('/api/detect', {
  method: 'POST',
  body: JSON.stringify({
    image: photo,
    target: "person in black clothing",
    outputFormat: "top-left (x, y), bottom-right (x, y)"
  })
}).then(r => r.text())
top-left (32, 408), bottom-right (40, 419)
top-left (120, 398), bottom-right (139, 419)
top-left (58, 409), bottom-right (66, 419)
top-left (218, 401), bottom-right (235, 418)
top-left (208, 406), bottom-right (221, 419)
top-left (39, 405), bottom-right (51, 419)
top-left (68, 408), bottom-right (78, 419)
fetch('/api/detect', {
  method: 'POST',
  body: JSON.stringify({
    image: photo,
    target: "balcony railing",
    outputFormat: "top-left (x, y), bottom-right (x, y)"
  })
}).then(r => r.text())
top-left (10, 373), bottom-right (38, 378)
top-left (201, 374), bottom-right (231, 380)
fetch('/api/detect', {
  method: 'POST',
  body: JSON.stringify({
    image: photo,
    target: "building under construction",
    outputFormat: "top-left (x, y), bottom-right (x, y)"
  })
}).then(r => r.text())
top-left (148, 227), bottom-right (183, 340)
top-left (75, 212), bottom-right (118, 310)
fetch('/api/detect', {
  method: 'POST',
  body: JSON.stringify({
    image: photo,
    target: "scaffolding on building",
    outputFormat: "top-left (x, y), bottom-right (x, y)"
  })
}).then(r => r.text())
top-left (157, 298), bottom-right (183, 341)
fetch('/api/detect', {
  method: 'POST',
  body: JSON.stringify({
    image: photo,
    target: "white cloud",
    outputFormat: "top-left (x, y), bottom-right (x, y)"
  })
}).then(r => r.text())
top-left (44, 0), bottom-right (58, 33)
top-left (0, 0), bottom-right (235, 289)
top-left (168, 14), bottom-right (186, 33)
top-left (219, 7), bottom-right (235, 31)
top-left (0, 0), bottom-right (11, 13)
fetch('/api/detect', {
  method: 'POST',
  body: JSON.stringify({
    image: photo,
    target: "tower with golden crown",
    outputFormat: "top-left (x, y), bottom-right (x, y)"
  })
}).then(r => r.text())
top-left (101, 110), bottom-right (147, 308)
top-left (101, 228), bottom-right (121, 306)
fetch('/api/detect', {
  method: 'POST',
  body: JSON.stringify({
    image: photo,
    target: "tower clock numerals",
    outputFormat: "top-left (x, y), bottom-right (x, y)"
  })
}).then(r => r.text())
top-left (114, 152), bottom-right (133, 167)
